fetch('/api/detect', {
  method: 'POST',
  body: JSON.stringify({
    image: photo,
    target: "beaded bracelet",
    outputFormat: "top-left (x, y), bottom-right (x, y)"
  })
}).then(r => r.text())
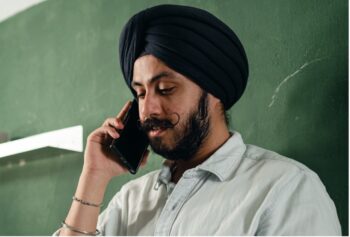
top-left (72, 196), bottom-right (103, 208)
top-left (61, 220), bottom-right (101, 236)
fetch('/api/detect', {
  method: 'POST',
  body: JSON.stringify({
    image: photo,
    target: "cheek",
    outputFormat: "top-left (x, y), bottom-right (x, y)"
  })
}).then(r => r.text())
top-left (174, 106), bottom-right (195, 126)
top-left (166, 107), bottom-right (181, 124)
top-left (138, 102), bottom-right (145, 120)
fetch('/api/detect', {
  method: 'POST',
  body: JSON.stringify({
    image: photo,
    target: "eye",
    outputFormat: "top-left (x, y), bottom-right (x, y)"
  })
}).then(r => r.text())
top-left (136, 92), bottom-right (145, 99)
top-left (158, 87), bottom-right (175, 95)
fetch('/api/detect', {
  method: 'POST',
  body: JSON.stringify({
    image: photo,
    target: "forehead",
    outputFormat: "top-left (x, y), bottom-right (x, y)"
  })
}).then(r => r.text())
top-left (132, 54), bottom-right (186, 87)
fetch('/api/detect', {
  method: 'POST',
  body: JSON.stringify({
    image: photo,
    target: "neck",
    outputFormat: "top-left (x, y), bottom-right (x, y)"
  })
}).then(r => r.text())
top-left (171, 123), bottom-right (230, 183)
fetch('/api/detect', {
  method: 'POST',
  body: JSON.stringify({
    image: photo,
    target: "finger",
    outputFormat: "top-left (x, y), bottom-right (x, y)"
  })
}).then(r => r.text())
top-left (117, 101), bottom-right (132, 121)
top-left (102, 117), bottom-right (124, 130)
top-left (102, 101), bottom-right (132, 128)
top-left (104, 126), bottom-right (120, 139)
top-left (89, 126), bottom-right (120, 143)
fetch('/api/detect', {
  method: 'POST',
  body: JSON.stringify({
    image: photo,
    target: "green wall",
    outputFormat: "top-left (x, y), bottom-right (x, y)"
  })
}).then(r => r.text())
top-left (0, 0), bottom-right (347, 235)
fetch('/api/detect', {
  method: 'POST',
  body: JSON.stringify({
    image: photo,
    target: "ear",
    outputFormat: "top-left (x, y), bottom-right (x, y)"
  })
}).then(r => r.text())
top-left (208, 94), bottom-right (222, 111)
top-left (208, 94), bottom-right (227, 126)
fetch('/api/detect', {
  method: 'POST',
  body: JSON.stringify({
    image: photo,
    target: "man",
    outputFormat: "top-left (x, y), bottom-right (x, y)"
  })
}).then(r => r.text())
top-left (57, 4), bottom-right (341, 236)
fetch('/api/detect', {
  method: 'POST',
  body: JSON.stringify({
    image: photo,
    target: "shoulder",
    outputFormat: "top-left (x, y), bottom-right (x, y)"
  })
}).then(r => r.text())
top-left (237, 144), bottom-right (328, 195)
top-left (243, 144), bottom-right (316, 176)
top-left (241, 146), bottom-right (341, 235)
top-left (244, 144), bottom-right (309, 171)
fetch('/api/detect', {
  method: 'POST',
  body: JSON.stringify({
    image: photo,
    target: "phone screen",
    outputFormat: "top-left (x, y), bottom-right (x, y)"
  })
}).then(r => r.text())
top-left (109, 100), bottom-right (149, 174)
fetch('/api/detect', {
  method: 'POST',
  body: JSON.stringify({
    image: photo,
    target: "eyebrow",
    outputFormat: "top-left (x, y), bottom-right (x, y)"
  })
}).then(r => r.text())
top-left (131, 71), bottom-right (173, 89)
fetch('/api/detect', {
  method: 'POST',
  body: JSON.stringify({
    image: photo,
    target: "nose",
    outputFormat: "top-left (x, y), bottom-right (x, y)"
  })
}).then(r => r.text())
top-left (139, 94), bottom-right (162, 121)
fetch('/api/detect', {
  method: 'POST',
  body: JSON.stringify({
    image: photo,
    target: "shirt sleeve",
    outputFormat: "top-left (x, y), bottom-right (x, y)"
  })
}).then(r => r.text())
top-left (257, 169), bottom-right (342, 235)
top-left (97, 191), bottom-right (126, 236)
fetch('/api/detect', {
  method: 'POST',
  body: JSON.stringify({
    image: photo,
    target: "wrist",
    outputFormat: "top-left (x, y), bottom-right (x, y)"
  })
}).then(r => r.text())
top-left (81, 166), bottom-right (113, 184)
top-left (74, 169), bottom-right (110, 205)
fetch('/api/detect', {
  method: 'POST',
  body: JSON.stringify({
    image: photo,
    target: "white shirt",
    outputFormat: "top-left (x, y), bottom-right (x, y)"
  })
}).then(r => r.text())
top-left (55, 131), bottom-right (341, 235)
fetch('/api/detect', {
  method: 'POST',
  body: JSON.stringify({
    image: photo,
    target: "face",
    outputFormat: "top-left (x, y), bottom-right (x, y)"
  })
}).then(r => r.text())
top-left (132, 54), bottom-right (211, 160)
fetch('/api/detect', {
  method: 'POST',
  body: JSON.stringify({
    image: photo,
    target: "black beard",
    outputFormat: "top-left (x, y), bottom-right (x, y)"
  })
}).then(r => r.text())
top-left (147, 91), bottom-right (210, 161)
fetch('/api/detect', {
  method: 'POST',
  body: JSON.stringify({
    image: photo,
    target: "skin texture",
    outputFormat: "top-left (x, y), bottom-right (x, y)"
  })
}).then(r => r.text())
top-left (132, 54), bottom-right (230, 182)
top-left (139, 90), bottom-right (210, 162)
top-left (60, 54), bottom-right (230, 235)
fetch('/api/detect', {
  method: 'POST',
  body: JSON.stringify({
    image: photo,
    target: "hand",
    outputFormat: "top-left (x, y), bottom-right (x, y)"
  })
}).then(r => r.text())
top-left (83, 101), bottom-right (150, 181)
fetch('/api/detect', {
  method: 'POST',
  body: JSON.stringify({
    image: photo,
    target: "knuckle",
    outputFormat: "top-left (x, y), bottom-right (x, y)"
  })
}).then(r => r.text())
top-left (87, 133), bottom-right (93, 141)
top-left (103, 118), bottom-right (113, 126)
top-left (107, 127), bottom-right (119, 136)
top-left (115, 117), bottom-right (122, 125)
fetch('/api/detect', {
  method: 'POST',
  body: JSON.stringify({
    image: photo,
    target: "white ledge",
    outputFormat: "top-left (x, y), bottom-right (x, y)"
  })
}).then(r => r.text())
top-left (0, 125), bottom-right (83, 159)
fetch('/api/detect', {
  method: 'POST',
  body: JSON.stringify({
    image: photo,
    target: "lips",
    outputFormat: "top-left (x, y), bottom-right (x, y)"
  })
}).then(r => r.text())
top-left (149, 128), bottom-right (167, 137)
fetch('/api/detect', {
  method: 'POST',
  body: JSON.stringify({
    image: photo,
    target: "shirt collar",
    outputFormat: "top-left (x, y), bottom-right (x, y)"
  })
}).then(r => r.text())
top-left (156, 131), bottom-right (246, 188)
top-left (195, 131), bottom-right (246, 181)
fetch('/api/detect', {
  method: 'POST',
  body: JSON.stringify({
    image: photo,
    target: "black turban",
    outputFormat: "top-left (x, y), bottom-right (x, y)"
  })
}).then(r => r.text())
top-left (119, 4), bottom-right (249, 110)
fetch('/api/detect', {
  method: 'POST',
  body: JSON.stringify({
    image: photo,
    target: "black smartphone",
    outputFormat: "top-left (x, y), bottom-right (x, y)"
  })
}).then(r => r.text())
top-left (109, 100), bottom-right (149, 174)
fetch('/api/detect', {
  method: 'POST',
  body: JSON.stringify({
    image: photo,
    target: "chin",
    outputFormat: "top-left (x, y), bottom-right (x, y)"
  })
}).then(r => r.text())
top-left (149, 136), bottom-right (176, 153)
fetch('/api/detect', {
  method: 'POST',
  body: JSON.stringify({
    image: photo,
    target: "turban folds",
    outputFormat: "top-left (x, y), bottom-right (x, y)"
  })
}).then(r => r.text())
top-left (119, 4), bottom-right (249, 110)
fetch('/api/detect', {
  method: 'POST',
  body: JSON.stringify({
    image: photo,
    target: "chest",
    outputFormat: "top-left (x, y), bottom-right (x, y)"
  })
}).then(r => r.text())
top-left (127, 172), bottom-right (273, 235)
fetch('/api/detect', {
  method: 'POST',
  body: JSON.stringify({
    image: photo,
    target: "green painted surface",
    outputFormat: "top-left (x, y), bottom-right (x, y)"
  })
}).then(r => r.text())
top-left (0, 0), bottom-right (347, 235)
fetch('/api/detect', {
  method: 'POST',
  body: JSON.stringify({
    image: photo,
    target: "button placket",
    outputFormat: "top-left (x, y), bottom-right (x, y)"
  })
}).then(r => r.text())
top-left (154, 173), bottom-right (201, 236)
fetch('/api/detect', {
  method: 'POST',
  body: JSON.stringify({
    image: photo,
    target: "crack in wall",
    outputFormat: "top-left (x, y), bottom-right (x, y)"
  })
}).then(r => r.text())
top-left (268, 57), bottom-right (328, 108)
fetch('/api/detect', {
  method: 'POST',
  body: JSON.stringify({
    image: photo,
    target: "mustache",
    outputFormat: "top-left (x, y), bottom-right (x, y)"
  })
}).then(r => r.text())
top-left (139, 113), bottom-right (180, 133)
